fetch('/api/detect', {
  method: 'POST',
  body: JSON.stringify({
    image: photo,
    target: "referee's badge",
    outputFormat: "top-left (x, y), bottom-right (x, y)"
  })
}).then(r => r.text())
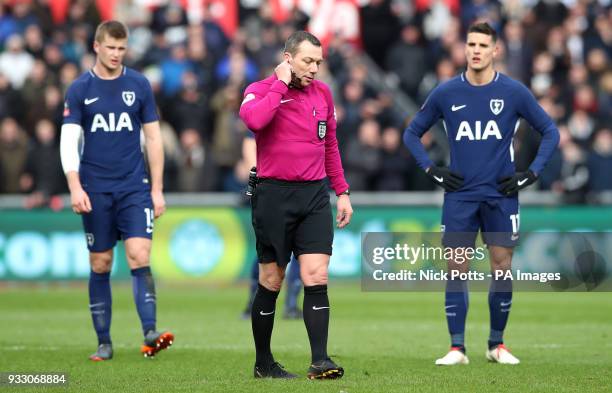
top-left (122, 91), bottom-right (136, 107)
top-left (318, 120), bottom-right (327, 139)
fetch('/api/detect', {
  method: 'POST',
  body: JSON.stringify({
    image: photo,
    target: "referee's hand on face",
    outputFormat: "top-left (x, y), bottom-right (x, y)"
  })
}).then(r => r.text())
top-left (274, 60), bottom-right (292, 86)
top-left (336, 194), bottom-right (353, 228)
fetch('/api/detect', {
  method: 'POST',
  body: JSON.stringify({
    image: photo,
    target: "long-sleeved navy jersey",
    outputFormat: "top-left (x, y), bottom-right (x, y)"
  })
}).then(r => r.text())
top-left (63, 66), bottom-right (159, 193)
top-left (403, 72), bottom-right (560, 201)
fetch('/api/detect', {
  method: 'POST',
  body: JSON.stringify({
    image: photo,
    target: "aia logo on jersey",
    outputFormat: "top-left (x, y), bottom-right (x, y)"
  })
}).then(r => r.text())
top-left (122, 91), bottom-right (135, 107)
top-left (490, 99), bottom-right (504, 115)
top-left (456, 120), bottom-right (502, 141)
top-left (91, 112), bottom-right (134, 132)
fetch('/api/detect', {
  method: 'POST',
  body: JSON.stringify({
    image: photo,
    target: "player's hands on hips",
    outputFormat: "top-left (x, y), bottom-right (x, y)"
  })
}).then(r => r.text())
top-left (70, 187), bottom-right (92, 214)
top-left (497, 170), bottom-right (537, 196)
top-left (151, 189), bottom-right (166, 218)
top-left (274, 61), bottom-right (292, 86)
top-left (426, 166), bottom-right (464, 192)
top-left (336, 195), bottom-right (353, 229)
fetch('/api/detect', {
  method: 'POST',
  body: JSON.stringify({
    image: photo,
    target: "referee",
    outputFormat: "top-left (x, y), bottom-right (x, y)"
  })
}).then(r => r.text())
top-left (239, 31), bottom-right (352, 380)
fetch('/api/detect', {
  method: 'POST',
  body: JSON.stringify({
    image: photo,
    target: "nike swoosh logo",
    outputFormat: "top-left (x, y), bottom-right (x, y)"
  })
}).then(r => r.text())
top-left (433, 175), bottom-right (443, 183)
top-left (280, 99), bottom-right (293, 104)
top-left (500, 301), bottom-right (512, 307)
top-left (517, 178), bottom-right (528, 186)
top-left (84, 97), bottom-right (99, 105)
top-left (451, 104), bottom-right (466, 111)
top-left (259, 310), bottom-right (275, 316)
top-left (312, 306), bottom-right (330, 310)
top-left (444, 305), bottom-right (457, 309)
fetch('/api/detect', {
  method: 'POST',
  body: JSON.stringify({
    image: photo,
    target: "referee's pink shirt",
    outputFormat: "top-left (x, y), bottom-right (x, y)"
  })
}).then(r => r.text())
top-left (239, 75), bottom-right (349, 195)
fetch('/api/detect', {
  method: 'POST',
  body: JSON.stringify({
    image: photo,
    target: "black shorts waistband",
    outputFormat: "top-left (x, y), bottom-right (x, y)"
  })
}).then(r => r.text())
top-left (258, 178), bottom-right (325, 187)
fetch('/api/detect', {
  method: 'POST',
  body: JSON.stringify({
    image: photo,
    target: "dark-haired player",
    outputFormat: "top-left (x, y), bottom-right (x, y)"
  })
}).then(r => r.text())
top-left (404, 22), bottom-right (559, 365)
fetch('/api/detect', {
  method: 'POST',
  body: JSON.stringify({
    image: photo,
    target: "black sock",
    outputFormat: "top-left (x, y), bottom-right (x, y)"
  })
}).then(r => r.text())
top-left (251, 284), bottom-right (279, 366)
top-left (303, 284), bottom-right (330, 363)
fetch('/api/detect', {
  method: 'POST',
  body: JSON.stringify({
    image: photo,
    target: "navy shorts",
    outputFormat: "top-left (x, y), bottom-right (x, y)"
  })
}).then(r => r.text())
top-left (441, 197), bottom-right (520, 248)
top-left (82, 190), bottom-right (154, 252)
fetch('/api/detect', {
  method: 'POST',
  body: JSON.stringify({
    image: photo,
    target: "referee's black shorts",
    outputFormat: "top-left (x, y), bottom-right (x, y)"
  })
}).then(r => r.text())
top-left (251, 178), bottom-right (333, 268)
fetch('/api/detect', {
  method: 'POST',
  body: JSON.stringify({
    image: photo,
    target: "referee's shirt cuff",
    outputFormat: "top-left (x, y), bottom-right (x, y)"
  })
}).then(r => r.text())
top-left (270, 79), bottom-right (289, 95)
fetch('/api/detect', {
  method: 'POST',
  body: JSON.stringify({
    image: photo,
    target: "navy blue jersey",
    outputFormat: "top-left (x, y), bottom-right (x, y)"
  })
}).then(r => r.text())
top-left (63, 67), bottom-right (159, 192)
top-left (404, 72), bottom-right (559, 201)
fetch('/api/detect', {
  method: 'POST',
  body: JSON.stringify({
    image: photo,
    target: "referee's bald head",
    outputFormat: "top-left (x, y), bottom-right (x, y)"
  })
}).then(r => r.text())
top-left (284, 31), bottom-right (321, 56)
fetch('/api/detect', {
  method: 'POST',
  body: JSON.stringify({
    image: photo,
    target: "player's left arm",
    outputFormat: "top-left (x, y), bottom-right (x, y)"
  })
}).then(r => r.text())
top-left (140, 77), bottom-right (166, 218)
top-left (142, 121), bottom-right (165, 218)
top-left (321, 85), bottom-right (352, 228)
top-left (498, 85), bottom-right (561, 195)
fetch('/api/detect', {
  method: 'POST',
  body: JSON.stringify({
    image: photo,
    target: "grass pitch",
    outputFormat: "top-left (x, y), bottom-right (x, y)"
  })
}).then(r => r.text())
top-left (1, 283), bottom-right (610, 392)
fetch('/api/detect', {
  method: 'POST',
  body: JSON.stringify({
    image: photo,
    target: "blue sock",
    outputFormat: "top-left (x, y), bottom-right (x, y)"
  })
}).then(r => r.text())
top-left (89, 271), bottom-right (112, 345)
top-left (488, 277), bottom-right (513, 349)
top-left (285, 258), bottom-right (302, 311)
top-left (131, 266), bottom-right (156, 335)
top-left (445, 278), bottom-right (468, 351)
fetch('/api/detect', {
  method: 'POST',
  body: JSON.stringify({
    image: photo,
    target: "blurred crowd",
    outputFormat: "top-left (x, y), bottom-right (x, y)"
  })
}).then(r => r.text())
top-left (0, 0), bottom-right (609, 205)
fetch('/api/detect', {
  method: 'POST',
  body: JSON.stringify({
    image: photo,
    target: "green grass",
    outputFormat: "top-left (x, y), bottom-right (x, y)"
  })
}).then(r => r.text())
top-left (0, 283), bottom-right (611, 392)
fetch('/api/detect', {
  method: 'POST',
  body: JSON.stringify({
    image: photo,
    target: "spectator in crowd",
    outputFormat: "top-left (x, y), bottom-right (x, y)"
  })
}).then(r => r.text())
top-left (160, 43), bottom-right (193, 97)
top-left (540, 126), bottom-right (590, 203)
top-left (344, 120), bottom-right (382, 190)
top-left (597, 70), bottom-right (612, 119)
top-left (503, 19), bottom-right (532, 84)
top-left (21, 61), bottom-right (56, 124)
top-left (0, 117), bottom-right (29, 193)
top-left (210, 83), bottom-right (247, 191)
top-left (11, 1), bottom-right (39, 34)
top-left (376, 126), bottom-right (410, 191)
top-left (23, 24), bottom-right (45, 59)
top-left (0, 72), bottom-right (24, 122)
top-left (215, 45), bottom-right (258, 87)
top-left (587, 128), bottom-right (612, 192)
top-left (168, 71), bottom-right (211, 141)
top-left (556, 138), bottom-right (590, 204)
top-left (42, 43), bottom-right (65, 75)
top-left (385, 23), bottom-right (427, 99)
top-left (26, 85), bottom-right (63, 135)
top-left (20, 119), bottom-right (66, 206)
top-left (0, 34), bottom-right (34, 88)
top-left (0, 6), bottom-right (18, 46)
top-left (176, 128), bottom-right (217, 192)
top-left (360, 0), bottom-right (400, 67)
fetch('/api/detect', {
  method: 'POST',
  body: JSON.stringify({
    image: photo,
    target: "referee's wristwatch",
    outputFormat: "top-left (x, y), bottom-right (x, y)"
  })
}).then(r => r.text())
top-left (337, 189), bottom-right (350, 196)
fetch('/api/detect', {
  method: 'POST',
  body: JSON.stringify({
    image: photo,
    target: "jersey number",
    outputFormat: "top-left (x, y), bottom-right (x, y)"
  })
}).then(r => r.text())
top-left (145, 208), bottom-right (154, 234)
top-left (510, 213), bottom-right (520, 234)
